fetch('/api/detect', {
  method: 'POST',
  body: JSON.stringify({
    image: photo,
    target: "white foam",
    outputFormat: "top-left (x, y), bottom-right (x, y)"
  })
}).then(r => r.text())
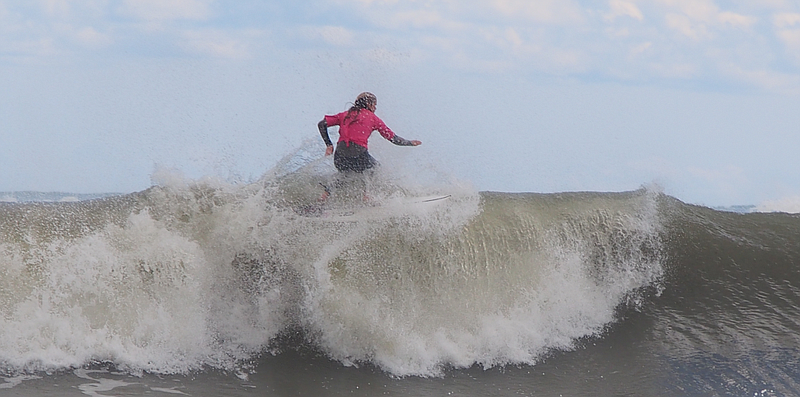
top-left (302, 189), bottom-right (662, 376)
top-left (58, 196), bottom-right (80, 202)
top-left (0, 143), bottom-right (662, 378)
top-left (0, 375), bottom-right (41, 389)
top-left (0, 185), bottom-right (285, 374)
top-left (75, 369), bottom-right (138, 397)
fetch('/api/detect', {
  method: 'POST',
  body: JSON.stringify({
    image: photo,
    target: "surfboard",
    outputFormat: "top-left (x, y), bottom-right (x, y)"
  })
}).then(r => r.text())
top-left (415, 195), bottom-right (451, 203)
top-left (305, 195), bottom-right (451, 221)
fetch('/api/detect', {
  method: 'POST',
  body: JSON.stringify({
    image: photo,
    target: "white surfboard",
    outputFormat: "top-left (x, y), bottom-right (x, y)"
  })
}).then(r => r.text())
top-left (314, 195), bottom-right (451, 221)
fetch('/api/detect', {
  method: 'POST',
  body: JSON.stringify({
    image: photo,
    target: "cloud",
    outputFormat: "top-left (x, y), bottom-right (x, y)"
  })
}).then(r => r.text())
top-left (632, 41), bottom-right (652, 54)
top-left (303, 26), bottom-right (355, 46)
top-left (665, 12), bottom-right (710, 40)
top-left (1, 38), bottom-right (58, 59)
top-left (71, 26), bottom-right (113, 48)
top-left (649, 61), bottom-right (697, 79)
top-left (604, 0), bottom-right (644, 22)
top-left (39, 0), bottom-right (71, 17)
top-left (119, 0), bottom-right (213, 21)
top-left (718, 12), bottom-right (757, 29)
top-left (180, 29), bottom-right (254, 59)
top-left (385, 9), bottom-right (465, 31)
top-left (776, 28), bottom-right (800, 50)
top-left (658, 0), bottom-right (757, 40)
top-left (490, 0), bottom-right (584, 25)
top-left (773, 12), bottom-right (800, 28)
top-left (478, 26), bottom-right (530, 53)
top-left (771, 13), bottom-right (800, 66)
top-left (723, 64), bottom-right (800, 94)
top-left (326, 0), bottom-right (797, 92)
top-left (658, 0), bottom-right (718, 21)
top-left (0, 0), bottom-right (797, 95)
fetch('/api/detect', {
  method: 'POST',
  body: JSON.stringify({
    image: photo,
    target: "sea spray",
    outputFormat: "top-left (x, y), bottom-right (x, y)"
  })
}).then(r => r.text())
top-left (0, 154), bottom-right (663, 377)
top-left (300, 189), bottom-right (663, 376)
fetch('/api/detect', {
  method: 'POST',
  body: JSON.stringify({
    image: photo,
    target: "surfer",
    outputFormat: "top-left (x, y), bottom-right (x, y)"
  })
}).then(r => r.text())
top-left (318, 92), bottom-right (421, 172)
top-left (317, 92), bottom-right (421, 200)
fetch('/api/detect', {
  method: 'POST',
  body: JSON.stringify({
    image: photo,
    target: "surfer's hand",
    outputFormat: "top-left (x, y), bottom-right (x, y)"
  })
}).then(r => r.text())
top-left (410, 140), bottom-right (422, 146)
top-left (325, 145), bottom-right (334, 156)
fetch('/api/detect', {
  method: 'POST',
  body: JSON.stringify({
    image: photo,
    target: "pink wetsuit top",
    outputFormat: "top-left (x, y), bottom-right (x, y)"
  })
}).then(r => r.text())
top-left (324, 110), bottom-right (395, 149)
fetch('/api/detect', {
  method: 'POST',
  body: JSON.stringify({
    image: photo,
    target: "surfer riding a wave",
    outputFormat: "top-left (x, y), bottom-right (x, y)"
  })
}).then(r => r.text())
top-left (317, 92), bottom-right (421, 202)
top-left (318, 92), bottom-right (421, 173)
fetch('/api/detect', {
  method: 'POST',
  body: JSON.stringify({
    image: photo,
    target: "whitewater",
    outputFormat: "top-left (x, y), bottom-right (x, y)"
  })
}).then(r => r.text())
top-left (1, 144), bottom-right (799, 396)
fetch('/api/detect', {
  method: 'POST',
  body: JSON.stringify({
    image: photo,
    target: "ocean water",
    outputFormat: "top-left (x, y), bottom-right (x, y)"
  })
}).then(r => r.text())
top-left (2, 152), bottom-right (800, 396)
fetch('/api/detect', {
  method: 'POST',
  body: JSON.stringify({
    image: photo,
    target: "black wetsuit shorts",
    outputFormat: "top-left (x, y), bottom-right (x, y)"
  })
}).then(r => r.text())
top-left (333, 141), bottom-right (377, 173)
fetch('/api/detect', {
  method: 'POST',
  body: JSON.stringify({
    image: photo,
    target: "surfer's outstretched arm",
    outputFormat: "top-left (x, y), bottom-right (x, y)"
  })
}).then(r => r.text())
top-left (318, 119), bottom-right (334, 155)
top-left (390, 135), bottom-right (422, 147)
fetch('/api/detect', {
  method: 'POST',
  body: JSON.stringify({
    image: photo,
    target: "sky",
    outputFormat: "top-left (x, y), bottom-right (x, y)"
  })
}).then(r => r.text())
top-left (0, 0), bottom-right (799, 207)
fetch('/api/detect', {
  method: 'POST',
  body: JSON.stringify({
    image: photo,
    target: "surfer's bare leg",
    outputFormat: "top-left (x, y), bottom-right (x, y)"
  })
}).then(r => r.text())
top-left (317, 183), bottom-right (331, 202)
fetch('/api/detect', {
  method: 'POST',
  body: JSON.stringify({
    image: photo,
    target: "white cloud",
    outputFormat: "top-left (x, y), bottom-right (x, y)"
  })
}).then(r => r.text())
top-left (303, 26), bottom-right (355, 46)
top-left (335, 1), bottom-right (465, 34)
top-left (323, 0), bottom-right (796, 92)
top-left (119, 0), bottom-right (212, 21)
top-left (665, 12), bottom-right (709, 40)
top-left (658, 0), bottom-right (718, 21)
top-left (605, 0), bottom-right (644, 21)
top-left (630, 41), bottom-right (652, 55)
top-left (180, 29), bottom-right (254, 59)
top-left (722, 64), bottom-right (800, 94)
top-left (478, 26), bottom-right (531, 53)
top-left (59, 26), bottom-right (113, 48)
top-left (650, 61), bottom-right (697, 79)
top-left (777, 28), bottom-right (800, 49)
top-left (490, 0), bottom-right (584, 24)
top-left (470, 25), bottom-right (587, 73)
top-left (658, 0), bottom-right (757, 39)
top-left (0, 0), bottom-right (796, 94)
top-left (2, 38), bottom-right (58, 59)
top-left (72, 26), bottom-right (113, 48)
top-left (39, 0), bottom-right (70, 16)
top-left (773, 12), bottom-right (800, 28)
top-left (718, 12), bottom-right (757, 29)
top-left (35, 0), bottom-right (108, 21)
top-left (385, 9), bottom-right (464, 31)
top-left (772, 13), bottom-right (800, 65)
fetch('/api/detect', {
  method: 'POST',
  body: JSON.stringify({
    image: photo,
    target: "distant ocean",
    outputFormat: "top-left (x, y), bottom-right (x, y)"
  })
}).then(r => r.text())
top-left (0, 192), bottom-right (122, 203)
top-left (2, 150), bottom-right (799, 396)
